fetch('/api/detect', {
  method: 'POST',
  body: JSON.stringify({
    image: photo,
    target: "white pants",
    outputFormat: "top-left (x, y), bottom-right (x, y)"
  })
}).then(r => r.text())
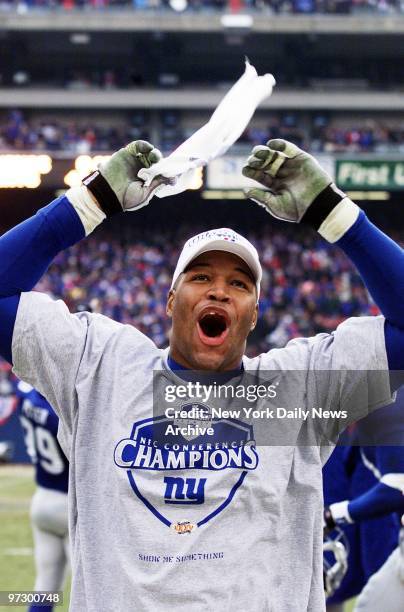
top-left (30, 487), bottom-right (70, 592)
top-left (354, 544), bottom-right (404, 612)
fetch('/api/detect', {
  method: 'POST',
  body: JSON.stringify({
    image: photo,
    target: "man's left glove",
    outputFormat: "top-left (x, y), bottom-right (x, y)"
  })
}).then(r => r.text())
top-left (323, 506), bottom-right (337, 536)
top-left (242, 139), bottom-right (360, 243)
top-left (83, 140), bottom-right (166, 216)
top-left (323, 502), bottom-right (353, 536)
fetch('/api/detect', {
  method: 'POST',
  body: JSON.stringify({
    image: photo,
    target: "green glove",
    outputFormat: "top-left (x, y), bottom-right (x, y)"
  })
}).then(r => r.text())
top-left (242, 139), bottom-right (345, 227)
top-left (83, 140), bottom-right (166, 215)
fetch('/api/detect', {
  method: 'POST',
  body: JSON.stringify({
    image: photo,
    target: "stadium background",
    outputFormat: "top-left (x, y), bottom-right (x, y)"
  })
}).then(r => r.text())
top-left (1, 1), bottom-right (404, 609)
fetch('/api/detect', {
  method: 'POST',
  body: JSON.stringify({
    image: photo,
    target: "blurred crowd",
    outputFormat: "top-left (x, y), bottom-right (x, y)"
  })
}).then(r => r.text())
top-left (309, 119), bottom-right (404, 153)
top-left (0, 110), bottom-right (146, 154)
top-left (26, 223), bottom-right (386, 357)
top-left (240, 116), bottom-right (404, 153)
top-left (2, 110), bottom-right (404, 154)
top-left (0, 0), bottom-right (401, 13)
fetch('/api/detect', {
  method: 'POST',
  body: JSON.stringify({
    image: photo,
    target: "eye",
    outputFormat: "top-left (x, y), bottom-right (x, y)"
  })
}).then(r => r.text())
top-left (231, 279), bottom-right (249, 290)
top-left (191, 273), bottom-right (210, 281)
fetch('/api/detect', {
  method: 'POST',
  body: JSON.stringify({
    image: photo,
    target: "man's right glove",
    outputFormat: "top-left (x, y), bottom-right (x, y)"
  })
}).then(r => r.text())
top-left (242, 139), bottom-right (360, 243)
top-left (83, 140), bottom-right (166, 215)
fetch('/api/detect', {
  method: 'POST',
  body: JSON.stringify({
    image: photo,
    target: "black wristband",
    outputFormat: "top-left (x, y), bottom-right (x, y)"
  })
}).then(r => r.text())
top-left (82, 170), bottom-right (122, 217)
top-left (323, 507), bottom-right (336, 531)
top-left (301, 184), bottom-right (344, 231)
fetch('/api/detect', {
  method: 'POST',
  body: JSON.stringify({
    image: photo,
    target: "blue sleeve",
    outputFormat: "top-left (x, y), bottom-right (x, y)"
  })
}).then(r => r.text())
top-left (0, 295), bottom-right (20, 363)
top-left (384, 322), bottom-right (404, 371)
top-left (0, 196), bottom-right (84, 296)
top-left (337, 211), bottom-right (404, 369)
top-left (348, 480), bottom-right (404, 521)
top-left (348, 445), bottom-right (404, 521)
top-left (0, 195), bottom-right (85, 363)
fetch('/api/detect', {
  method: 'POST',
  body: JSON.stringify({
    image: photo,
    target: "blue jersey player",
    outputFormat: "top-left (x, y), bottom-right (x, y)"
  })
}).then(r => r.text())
top-left (323, 389), bottom-right (404, 611)
top-left (14, 381), bottom-right (69, 612)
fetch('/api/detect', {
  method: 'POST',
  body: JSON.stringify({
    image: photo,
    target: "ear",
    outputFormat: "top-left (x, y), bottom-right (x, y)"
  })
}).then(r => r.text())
top-left (250, 303), bottom-right (259, 331)
top-left (166, 289), bottom-right (175, 317)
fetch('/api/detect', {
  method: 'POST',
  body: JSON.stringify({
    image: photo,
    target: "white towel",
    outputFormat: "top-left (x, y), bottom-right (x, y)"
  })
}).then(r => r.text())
top-left (138, 60), bottom-right (276, 198)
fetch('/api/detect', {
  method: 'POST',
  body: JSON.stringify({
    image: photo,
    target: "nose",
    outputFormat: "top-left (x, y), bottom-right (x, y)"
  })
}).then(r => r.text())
top-left (207, 281), bottom-right (230, 302)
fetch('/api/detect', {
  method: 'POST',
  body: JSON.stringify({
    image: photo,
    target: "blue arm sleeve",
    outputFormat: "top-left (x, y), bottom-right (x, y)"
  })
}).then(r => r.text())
top-left (0, 295), bottom-right (20, 363)
top-left (337, 211), bottom-right (404, 369)
top-left (0, 196), bottom-right (84, 296)
top-left (348, 480), bottom-right (404, 521)
top-left (0, 196), bottom-right (85, 363)
top-left (384, 322), bottom-right (404, 371)
top-left (348, 445), bottom-right (404, 521)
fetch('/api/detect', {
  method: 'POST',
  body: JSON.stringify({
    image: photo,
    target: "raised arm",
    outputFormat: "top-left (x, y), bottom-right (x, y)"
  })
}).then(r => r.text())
top-left (242, 139), bottom-right (404, 370)
top-left (0, 140), bottom-right (163, 364)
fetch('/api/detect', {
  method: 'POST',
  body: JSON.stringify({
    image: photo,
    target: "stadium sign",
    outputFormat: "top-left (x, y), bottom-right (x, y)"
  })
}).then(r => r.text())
top-left (207, 156), bottom-right (257, 190)
top-left (207, 154), bottom-right (335, 190)
top-left (336, 160), bottom-right (404, 191)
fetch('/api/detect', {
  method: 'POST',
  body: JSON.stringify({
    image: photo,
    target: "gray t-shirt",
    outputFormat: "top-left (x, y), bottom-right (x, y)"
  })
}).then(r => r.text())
top-left (12, 292), bottom-right (392, 612)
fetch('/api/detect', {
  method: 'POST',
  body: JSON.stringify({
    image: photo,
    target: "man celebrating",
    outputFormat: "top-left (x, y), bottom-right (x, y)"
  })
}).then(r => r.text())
top-left (0, 139), bottom-right (403, 611)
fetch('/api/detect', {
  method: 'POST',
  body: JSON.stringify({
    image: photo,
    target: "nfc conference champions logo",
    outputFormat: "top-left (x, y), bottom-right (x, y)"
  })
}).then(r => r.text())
top-left (114, 406), bottom-right (258, 534)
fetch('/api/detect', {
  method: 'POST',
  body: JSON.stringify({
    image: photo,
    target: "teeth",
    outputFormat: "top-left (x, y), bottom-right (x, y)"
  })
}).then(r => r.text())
top-left (201, 313), bottom-right (219, 320)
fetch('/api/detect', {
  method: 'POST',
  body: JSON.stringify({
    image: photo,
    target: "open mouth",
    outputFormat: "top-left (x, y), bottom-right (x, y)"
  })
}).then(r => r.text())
top-left (197, 311), bottom-right (230, 346)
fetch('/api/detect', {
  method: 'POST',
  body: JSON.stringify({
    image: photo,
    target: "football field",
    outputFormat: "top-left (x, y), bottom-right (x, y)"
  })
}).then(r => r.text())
top-left (0, 464), bottom-right (355, 612)
top-left (0, 465), bottom-right (70, 612)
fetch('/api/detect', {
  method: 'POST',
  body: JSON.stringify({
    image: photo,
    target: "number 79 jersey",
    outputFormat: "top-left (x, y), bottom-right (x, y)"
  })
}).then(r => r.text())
top-left (15, 381), bottom-right (69, 493)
